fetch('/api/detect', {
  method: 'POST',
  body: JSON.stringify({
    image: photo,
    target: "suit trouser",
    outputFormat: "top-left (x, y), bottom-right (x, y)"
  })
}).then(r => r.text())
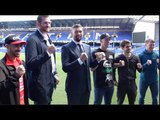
top-left (67, 92), bottom-right (90, 105)
top-left (33, 85), bottom-right (54, 105)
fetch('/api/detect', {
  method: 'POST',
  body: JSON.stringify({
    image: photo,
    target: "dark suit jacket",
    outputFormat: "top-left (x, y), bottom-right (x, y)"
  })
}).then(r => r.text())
top-left (25, 30), bottom-right (57, 103)
top-left (61, 41), bottom-right (97, 94)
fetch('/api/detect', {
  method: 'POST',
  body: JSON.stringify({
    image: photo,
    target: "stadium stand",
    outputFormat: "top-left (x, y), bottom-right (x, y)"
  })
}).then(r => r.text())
top-left (0, 16), bottom-right (159, 55)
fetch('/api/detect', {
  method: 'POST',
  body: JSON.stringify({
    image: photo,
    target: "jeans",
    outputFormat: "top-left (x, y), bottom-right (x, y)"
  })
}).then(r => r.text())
top-left (139, 80), bottom-right (158, 105)
top-left (94, 86), bottom-right (114, 105)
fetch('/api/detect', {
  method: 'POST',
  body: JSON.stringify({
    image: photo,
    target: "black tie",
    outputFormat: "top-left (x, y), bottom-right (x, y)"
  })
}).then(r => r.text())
top-left (77, 44), bottom-right (87, 65)
top-left (77, 44), bottom-right (83, 53)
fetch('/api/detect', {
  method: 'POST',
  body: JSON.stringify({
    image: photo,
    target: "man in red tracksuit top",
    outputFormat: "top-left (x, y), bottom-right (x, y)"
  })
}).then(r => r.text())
top-left (0, 35), bottom-right (28, 105)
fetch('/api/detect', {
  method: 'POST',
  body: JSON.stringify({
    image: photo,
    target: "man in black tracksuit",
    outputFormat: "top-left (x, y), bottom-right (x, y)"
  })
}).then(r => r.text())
top-left (114, 40), bottom-right (142, 105)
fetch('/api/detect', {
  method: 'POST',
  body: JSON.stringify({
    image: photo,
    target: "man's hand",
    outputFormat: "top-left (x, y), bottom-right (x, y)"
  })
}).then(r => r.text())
top-left (119, 60), bottom-right (125, 67)
top-left (16, 65), bottom-right (25, 76)
top-left (48, 44), bottom-right (56, 54)
top-left (54, 74), bottom-right (59, 85)
top-left (147, 60), bottom-right (152, 65)
top-left (137, 63), bottom-right (142, 69)
top-left (95, 52), bottom-right (105, 61)
top-left (157, 59), bottom-right (159, 64)
top-left (113, 80), bottom-right (118, 86)
top-left (80, 52), bottom-right (88, 62)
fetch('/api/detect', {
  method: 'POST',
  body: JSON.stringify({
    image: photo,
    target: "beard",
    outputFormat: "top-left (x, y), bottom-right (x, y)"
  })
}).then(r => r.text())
top-left (12, 50), bottom-right (21, 57)
top-left (41, 26), bottom-right (51, 33)
top-left (74, 36), bottom-right (82, 42)
top-left (126, 49), bottom-right (131, 53)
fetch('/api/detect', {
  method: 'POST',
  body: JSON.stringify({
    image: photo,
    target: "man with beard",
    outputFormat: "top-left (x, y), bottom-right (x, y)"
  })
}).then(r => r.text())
top-left (0, 35), bottom-right (28, 105)
top-left (61, 24), bottom-right (97, 105)
top-left (25, 15), bottom-right (59, 105)
top-left (114, 40), bottom-right (142, 105)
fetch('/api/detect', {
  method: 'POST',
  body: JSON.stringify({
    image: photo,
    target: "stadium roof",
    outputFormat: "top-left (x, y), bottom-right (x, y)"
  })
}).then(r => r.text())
top-left (128, 15), bottom-right (159, 23)
top-left (0, 15), bottom-right (159, 23)
top-left (0, 15), bottom-right (133, 22)
top-left (0, 15), bottom-right (158, 31)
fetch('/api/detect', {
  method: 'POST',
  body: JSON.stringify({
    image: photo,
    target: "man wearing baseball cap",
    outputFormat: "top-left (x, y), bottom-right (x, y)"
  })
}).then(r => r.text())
top-left (100, 33), bottom-right (111, 40)
top-left (0, 35), bottom-right (28, 105)
top-left (91, 33), bottom-right (117, 105)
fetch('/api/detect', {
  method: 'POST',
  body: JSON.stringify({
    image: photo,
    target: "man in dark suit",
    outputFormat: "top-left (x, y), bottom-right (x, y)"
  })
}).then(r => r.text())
top-left (61, 24), bottom-right (97, 105)
top-left (25, 15), bottom-right (59, 105)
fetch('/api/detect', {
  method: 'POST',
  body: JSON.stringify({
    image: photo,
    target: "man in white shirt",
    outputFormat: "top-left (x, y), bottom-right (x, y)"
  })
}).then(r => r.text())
top-left (25, 15), bottom-right (59, 105)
